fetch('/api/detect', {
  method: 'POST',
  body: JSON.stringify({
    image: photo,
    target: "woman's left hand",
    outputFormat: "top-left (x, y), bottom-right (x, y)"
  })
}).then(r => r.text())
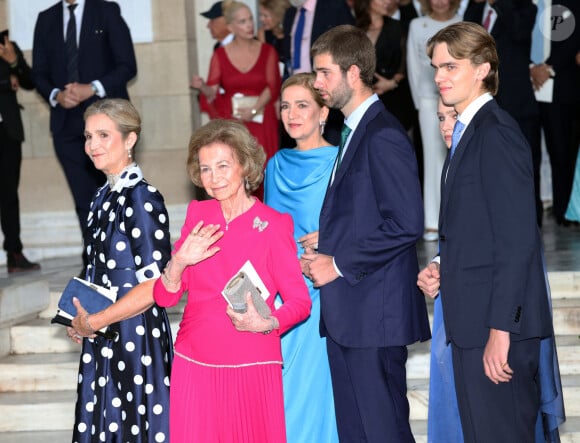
top-left (226, 293), bottom-right (271, 333)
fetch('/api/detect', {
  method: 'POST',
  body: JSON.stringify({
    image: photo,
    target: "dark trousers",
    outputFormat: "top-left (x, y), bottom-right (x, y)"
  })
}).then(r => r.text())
top-left (52, 110), bottom-right (104, 236)
top-left (452, 338), bottom-right (541, 443)
top-left (515, 112), bottom-right (543, 227)
top-left (539, 102), bottom-right (576, 219)
top-left (0, 122), bottom-right (23, 252)
top-left (326, 337), bottom-right (415, 443)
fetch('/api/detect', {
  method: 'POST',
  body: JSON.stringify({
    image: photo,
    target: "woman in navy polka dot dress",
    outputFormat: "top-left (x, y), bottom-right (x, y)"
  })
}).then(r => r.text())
top-left (69, 99), bottom-right (173, 442)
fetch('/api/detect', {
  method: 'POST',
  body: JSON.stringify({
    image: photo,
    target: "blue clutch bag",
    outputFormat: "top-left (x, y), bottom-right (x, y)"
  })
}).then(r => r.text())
top-left (51, 277), bottom-right (118, 340)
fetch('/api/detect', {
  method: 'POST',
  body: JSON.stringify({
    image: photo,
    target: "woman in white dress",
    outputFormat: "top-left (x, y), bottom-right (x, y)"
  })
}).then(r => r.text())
top-left (406, 0), bottom-right (460, 241)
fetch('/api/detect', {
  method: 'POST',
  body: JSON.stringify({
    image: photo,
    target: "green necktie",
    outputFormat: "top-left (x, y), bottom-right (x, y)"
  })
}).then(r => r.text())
top-left (337, 124), bottom-right (352, 170)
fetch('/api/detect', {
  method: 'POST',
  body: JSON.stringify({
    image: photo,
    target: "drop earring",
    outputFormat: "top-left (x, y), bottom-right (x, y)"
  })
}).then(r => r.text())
top-left (244, 177), bottom-right (250, 191)
top-left (319, 120), bottom-right (326, 135)
top-left (127, 149), bottom-right (132, 160)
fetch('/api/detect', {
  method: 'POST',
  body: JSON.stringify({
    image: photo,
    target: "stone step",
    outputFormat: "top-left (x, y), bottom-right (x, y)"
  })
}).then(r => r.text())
top-left (9, 312), bottom-right (184, 355)
top-left (407, 335), bottom-right (580, 379)
top-left (3, 335), bottom-right (578, 395)
top-left (0, 430), bottom-right (72, 443)
top-left (0, 390), bottom-right (75, 432)
top-left (0, 370), bottom-right (578, 434)
top-left (407, 373), bottom-right (580, 422)
top-left (1, 417), bottom-right (579, 442)
top-left (0, 205), bottom-right (187, 267)
top-left (548, 272), bottom-right (580, 296)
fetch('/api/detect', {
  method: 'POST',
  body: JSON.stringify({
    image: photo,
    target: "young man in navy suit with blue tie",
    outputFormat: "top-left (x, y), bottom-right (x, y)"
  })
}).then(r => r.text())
top-left (301, 24), bottom-right (430, 442)
top-left (418, 22), bottom-right (553, 442)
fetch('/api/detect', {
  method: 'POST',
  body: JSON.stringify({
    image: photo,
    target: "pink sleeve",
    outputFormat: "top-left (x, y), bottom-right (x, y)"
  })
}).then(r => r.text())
top-left (269, 213), bottom-right (312, 335)
top-left (153, 276), bottom-right (184, 307)
top-left (153, 201), bottom-right (199, 307)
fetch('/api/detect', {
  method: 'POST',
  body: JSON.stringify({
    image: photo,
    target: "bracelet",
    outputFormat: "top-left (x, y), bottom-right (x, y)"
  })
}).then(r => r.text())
top-left (84, 314), bottom-right (95, 335)
top-left (161, 261), bottom-right (181, 287)
top-left (262, 316), bottom-right (278, 335)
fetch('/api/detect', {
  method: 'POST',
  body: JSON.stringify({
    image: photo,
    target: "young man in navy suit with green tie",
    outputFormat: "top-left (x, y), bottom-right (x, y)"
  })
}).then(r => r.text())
top-left (302, 24), bottom-right (430, 442)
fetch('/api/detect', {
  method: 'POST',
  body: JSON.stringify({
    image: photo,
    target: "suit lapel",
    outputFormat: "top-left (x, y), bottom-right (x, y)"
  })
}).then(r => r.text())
top-left (440, 100), bottom-right (495, 217)
top-left (78, 0), bottom-right (93, 52)
top-left (321, 101), bottom-right (381, 218)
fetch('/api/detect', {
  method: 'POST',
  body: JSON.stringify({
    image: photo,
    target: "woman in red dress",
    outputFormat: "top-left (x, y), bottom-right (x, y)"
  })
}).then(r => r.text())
top-left (192, 0), bottom-right (281, 163)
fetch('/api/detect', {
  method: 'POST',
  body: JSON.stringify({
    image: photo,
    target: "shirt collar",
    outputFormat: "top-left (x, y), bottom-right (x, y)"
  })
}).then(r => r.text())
top-left (457, 92), bottom-right (493, 128)
top-left (345, 94), bottom-right (379, 132)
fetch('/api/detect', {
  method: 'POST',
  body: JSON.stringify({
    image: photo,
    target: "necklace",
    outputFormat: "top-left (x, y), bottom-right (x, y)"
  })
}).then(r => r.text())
top-left (222, 197), bottom-right (254, 231)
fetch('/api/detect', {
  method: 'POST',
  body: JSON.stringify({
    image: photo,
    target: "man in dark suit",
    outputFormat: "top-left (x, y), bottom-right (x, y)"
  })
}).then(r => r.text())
top-left (32, 0), bottom-right (137, 268)
top-left (0, 34), bottom-right (40, 273)
top-left (418, 22), bottom-right (553, 442)
top-left (302, 25), bottom-right (430, 442)
top-left (464, 0), bottom-right (543, 225)
top-left (282, 0), bottom-right (354, 146)
top-left (530, 0), bottom-right (580, 226)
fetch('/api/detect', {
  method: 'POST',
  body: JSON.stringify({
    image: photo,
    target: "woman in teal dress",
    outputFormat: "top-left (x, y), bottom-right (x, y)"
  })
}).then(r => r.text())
top-left (264, 73), bottom-right (339, 443)
top-left (565, 145), bottom-right (580, 222)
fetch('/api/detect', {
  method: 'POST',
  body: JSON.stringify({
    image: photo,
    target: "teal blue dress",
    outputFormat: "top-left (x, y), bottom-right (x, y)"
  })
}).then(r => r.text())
top-left (565, 147), bottom-right (580, 221)
top-left (264, 146), bottom-right (339, 443)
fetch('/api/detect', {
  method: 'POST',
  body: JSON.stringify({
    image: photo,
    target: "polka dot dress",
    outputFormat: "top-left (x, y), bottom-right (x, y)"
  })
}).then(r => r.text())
top-left (73, 165), bottom-right (173, 443)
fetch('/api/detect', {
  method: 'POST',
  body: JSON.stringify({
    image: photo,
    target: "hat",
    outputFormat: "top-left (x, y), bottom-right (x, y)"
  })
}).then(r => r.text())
top-left (200, 1), bottom-right (223, 19)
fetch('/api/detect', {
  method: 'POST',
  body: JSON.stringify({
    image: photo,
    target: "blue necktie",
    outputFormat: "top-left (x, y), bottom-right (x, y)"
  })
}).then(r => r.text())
top-left (531, 0), bottom-right (547, 64)
top-left (65, 3), bottom-right (79, 82)
top-left (450, 120), bottom-right (465, 159)
top-left (292, 8), bottom-right (306, 70)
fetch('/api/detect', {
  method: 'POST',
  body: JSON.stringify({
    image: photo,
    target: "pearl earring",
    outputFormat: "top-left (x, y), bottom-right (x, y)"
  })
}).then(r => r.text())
top-left (127, 149), bottom-right (132, 160)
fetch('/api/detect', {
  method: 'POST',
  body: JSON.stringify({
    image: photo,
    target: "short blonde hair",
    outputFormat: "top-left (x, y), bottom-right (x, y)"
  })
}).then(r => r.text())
top-left (222, 0), bottom-right (251, 24)
top-left (187, 120), bottom-right (266, 194)
top-left (84, 98), bottom-right (141, 149)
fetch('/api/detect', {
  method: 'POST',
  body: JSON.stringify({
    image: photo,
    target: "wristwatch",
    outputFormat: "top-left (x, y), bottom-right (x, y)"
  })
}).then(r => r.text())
top-left (90, 82), bottom-right (99, 95)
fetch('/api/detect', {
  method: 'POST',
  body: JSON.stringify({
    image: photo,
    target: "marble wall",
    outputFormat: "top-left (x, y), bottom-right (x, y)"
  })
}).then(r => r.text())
top-left (0, 0), bottom-right (235, 212)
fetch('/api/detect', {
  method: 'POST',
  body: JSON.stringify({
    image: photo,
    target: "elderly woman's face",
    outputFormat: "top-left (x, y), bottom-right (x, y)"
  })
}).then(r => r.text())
top-left (84, 113), bottom-right (135, 175)
top-left (437, 98), bottom-right (458, 149)
top-left (199, 142), bottom-right (246, 201)
top-left (280, 84), bottom-right (328, 144)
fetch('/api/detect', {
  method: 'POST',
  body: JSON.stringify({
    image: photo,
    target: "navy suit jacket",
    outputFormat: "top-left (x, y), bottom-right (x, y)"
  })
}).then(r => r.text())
top-left (32, 0), bottom-right (137, 135)
top-left (318, 99), bottom-right (430, 348)
top-left (282, 0), bottom-right (354, 72)
top-left (464, 0), bottom-right (538, 118)
top-left (438, 99), bottom-right (552, 348)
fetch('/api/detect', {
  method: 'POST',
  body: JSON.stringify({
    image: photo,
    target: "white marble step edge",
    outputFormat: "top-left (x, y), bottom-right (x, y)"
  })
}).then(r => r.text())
top-left (0, 375), bottom-right (579, 432)
top-left (3, 334), bottom-right (579, 393)
top-left (0, 204), bottom-right (188, 266)
top-left (5, 420), bottom-right (580, 443)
